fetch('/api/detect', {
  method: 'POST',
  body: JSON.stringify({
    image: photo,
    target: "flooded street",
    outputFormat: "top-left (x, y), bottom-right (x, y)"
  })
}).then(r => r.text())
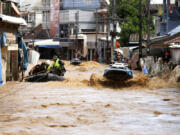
top-left (0, 61), bottom-right (180, 135)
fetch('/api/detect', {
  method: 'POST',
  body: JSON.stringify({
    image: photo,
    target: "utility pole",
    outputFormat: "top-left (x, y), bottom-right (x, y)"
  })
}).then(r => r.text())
top-left (138, 0), bottom-right (142, 59)
top-left (111, 0), bottom-right (117, 63)
top-left (106, 5), bottom-right (109, 63)
top-left (75, 11), bottom-right (79, 49)
top-left (95, 9), bottom-right (98, 58)
top-left (147, 0), bottom-right (150, 55)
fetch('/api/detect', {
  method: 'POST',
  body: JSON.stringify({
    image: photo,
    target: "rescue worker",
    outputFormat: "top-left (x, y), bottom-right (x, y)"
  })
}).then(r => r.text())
top-left (49, 55), bottom-right (66, 76)
top-left (29, 60), bottom-right (50, 75)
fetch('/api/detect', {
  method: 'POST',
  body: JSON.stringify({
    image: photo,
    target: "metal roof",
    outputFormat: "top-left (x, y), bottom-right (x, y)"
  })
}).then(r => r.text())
top-left (34, 39), bottom-right (60, 46)
top-left (168, 25), bottom-right (180, 36)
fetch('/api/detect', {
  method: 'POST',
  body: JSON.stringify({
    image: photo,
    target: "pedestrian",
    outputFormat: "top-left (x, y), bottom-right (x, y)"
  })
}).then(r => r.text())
top-left (165, 51), bottom-right (170, 62)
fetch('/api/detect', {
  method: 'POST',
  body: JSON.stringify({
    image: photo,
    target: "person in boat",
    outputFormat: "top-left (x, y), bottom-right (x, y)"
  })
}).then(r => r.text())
top-left (29, 60), bottom-right (51, 75)
top-left (116, 52), bottom-right (125, 63)
top-left (48, 55), bottom-right (66, 76)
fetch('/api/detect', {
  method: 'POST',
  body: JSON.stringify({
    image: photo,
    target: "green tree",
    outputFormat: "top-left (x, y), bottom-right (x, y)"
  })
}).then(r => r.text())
top-left (111, 0), bottom-right (154, 46)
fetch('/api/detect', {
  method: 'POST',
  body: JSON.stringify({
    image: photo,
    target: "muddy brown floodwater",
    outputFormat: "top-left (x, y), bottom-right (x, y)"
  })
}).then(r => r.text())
top-left (0, 61), bottom-right (180, 135)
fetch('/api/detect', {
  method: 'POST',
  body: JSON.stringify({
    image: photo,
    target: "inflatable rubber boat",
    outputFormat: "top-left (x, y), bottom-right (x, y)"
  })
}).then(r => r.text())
top-left (104, 62), bottom-right (133, 81)
top-left (25, 73), bottom-right (65, 82)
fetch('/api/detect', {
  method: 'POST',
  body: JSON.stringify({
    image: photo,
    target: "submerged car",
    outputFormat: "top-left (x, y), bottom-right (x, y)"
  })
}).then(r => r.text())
top-left (104, 62), bottom-right (133, 81)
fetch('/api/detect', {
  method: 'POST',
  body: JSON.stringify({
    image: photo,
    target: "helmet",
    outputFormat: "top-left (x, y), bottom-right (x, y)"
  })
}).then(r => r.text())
top-left (45, 60), bottom-right (51, 65)
top-left (53, 55), bottom-right (58, 59)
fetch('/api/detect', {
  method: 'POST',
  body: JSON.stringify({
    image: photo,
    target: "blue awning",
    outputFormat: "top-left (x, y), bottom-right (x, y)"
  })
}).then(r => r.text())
top-left (38, 45), bottom-right (62, 49)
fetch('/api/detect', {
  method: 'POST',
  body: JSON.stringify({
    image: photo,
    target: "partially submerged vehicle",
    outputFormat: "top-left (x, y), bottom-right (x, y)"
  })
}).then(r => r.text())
top-left (70, 58), bottom-right (82, 65)
top-left (104, 62), bottom-right (133, 81)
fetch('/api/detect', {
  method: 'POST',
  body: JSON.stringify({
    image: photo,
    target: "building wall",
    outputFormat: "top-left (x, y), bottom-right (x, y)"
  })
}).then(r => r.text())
top-left (50, 0), bottom-right (60, 38)
top-left (154, 16), bottom-right (161, 36)
top-left (0, 23), bottom-right (19, 83)
top-left (60, 10), bottom-right (95, 24)
top-left (170, 48), bottom-right (180, 64)
top-left (59, 10), bottom-right (96, 34)
top-left (1, 47), bottom-right (7, 84)
top-left (36, 12), bottom-right (42, 27)
top-left (62, 0), bottom-right (100, 11)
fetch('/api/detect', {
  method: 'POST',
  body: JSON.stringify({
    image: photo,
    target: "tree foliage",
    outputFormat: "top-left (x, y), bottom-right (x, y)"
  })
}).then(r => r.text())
top-left (111, 0), bottom-right (154, 46)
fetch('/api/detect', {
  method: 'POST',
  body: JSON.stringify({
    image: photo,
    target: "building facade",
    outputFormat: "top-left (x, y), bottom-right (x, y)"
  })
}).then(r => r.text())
top-left (160, 0), bottom-right (180, 35)
top-left (59, 0), bottom-right (109, 60)
top-left (41, 0), bottom-right (109, 60)
top-left (0, 0), bottom-right (27, 85)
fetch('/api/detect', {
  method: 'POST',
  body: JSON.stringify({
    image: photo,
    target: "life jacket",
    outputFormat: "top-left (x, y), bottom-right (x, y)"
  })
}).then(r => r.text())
top-left (53, 59), bottom-right (62, 70)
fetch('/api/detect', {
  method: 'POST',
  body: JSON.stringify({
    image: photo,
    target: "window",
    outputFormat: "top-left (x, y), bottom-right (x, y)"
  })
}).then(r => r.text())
top-left (28, 13), bottom-right (33, 23)
top-left (42, 0), bottom-right (45, 7)
top-left (43, 11), bottom-right (50, 23)
top-left (43, 11), bottom-right (46, 22)
top-left (2, 2), bottom-right (12, 15)
top-left (47, 0), bottom-right (50, 6)
top-left (46, 11), bottom-right (50, 23)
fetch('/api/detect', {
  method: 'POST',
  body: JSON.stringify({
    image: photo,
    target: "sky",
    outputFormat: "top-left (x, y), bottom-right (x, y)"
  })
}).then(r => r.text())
top-left (150, 0), bottom-right (175, 4)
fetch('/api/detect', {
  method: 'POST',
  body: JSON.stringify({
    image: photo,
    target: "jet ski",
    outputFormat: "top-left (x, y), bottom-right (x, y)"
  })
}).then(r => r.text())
top-left (25, 73), bottom-right (65, 82)
top-left (104, 62), bottom-right (133, 81)
top-left (70, 58), bottom-right (82, 65)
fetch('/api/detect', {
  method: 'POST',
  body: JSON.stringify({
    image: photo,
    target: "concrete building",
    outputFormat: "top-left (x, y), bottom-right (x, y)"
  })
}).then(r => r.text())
top-left (41, 0), bottom-right (110, 60)
top-left (0, 0), bottom-right (27, 85)
top-left (19, 0), bottom-right (42, 36)
top-left (59, 0), bottom-right (109, 60)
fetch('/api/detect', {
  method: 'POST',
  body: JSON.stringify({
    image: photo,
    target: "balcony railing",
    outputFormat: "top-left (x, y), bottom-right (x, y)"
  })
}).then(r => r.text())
top-left (59, 10), bottom-right (96, 24)
top-left (41, 5), bottom-right (50, 11)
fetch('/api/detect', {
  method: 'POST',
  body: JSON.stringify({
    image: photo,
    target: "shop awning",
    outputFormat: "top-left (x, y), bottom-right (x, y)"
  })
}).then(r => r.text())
top-left (34, 39), bottom-right (61, 48)
top-left (0, 14), bottom-right (27, 25)
top-left (38, 45), bottom-right (62, 49)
